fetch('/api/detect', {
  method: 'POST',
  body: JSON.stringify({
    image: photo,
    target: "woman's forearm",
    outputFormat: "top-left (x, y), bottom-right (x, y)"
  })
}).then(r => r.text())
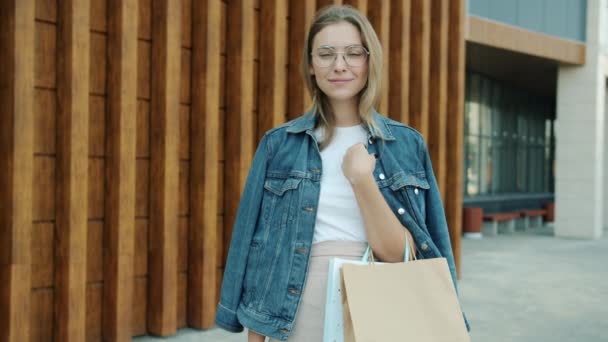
top-left (248, 330), bottom-right (266, 342)
top-left (351, 174), bottom-right (416, 262)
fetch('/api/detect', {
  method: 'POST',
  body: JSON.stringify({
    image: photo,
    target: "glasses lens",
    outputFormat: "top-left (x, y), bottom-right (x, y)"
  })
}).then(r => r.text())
top-left (344, 46), bottom-right (367, 67)
top-left (315, 48), bottom-right (336, 67)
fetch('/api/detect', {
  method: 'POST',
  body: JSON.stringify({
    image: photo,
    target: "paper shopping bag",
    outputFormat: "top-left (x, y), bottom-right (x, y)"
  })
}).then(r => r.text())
top-left (341, 258), bottom-right (470, 342)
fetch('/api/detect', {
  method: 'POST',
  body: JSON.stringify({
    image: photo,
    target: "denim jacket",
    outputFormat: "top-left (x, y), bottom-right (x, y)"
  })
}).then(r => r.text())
top-left (215, 110), bottom-right (469, 340)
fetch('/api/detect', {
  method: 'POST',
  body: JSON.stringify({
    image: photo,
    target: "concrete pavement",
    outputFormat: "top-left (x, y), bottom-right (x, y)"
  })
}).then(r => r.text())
top-left (134, 224), bottom-right (608, 341)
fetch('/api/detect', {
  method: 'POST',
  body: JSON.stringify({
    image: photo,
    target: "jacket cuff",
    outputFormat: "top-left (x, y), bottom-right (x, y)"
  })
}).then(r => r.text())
top-left (215, 303), bottom-right (244, 333)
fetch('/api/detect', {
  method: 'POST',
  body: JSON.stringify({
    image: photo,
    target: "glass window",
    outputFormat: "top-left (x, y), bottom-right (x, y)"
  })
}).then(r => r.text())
top-left (463, 71), bottom-right (555, 197)
top-left (465, 136), bottom-right (480, 196)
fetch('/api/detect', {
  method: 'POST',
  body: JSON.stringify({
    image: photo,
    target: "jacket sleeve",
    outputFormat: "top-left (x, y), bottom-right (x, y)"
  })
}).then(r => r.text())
top-left (215, 133), bottom-right (271, 332)
top-left (419, 136), bottom-right (471, 331)
top-left (419, 138), bottom-right (457, 285)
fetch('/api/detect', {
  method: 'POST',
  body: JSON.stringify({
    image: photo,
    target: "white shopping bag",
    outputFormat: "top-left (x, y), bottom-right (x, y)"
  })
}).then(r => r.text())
top-left (323, 257), bottom-right (368, 342)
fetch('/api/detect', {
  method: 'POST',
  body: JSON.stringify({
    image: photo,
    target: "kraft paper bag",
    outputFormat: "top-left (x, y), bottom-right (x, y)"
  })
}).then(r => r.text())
top-left (340, 258), bottom-right (470, 342)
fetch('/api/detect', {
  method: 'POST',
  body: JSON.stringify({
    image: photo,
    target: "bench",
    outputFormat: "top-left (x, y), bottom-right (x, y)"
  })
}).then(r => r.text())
top-left (482, 212), bottom-right (520, 236)
top-left (518, 209), bottom-right (547, 230)
top-left (462, 207), bottom-right (483, 239)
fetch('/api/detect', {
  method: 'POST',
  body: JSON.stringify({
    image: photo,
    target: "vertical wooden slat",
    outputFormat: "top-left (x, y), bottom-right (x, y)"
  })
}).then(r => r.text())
top-left (367, 1), bottom-right (390, 115)
top-left (343, 0), bottom-right (367, 14)
top-left (287, 0), bottom-right (316, 120)
top-left (224, 0), bottom-right (256, 259)
top-left (409, 0), bottom-right (430, 139)
top-left (0, 1), bottom-right (34, 341)
top-left (317, 0), bottom-right (342, 9)
top-left (446, 0), bottom-right (465, 278)
top-left (189, 0), bottom-right (222, 329)
top-left (148, 0), bottom-right (181, 335)
top-left (105, 0), bottom-right (137, 340)
top-left (55, 1), bottom-right (90, 341)
top-left (429, 0), bottom-right (449, 200)
top-left (388, 0), bottom-right (410, 123)
top-left (258, 0), bottom-right (288, 140)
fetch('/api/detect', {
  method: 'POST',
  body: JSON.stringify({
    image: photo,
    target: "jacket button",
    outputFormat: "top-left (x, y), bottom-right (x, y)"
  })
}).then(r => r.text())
top-left (295, 247), bottom-right (307, 254)
top-left (397, 208), bottom-right (405, 215)
top-left (421, 242), bottom-right (429, 251)
top-left (303, 207), bottom-right (314, 212)
top-left (288, 288), bottom-right (300, 295)
top-left (278, 328), bottom-right (289, 334)
top-left (414, 188), bottom-right (419, 195)
top-left (368, 138), bottom-right (373, 145)
top-left (379, 173), bottom-right (385, 180)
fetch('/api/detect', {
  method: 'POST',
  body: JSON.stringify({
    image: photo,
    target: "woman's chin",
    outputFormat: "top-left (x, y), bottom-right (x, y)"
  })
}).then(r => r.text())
top-left (324, 91), bottom-right (360, 102)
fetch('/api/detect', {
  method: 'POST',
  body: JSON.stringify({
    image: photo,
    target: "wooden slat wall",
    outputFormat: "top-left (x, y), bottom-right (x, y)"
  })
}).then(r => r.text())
top-left (388, 0), bottom-right (410, 124)
top-left (446, 0), bottom-right (466, 278)
top-left (0, 1), bottom-right (34, 342)
top-left (134, 0), bottom-right (152, 336)
top-left (88, 1), bottom-right (108, 341)
top-left (55, 1), bottom-right (90, 342)
top-left (178, 0), bottom-right (192, 330)
top-left (429, 0), bottom-right (449, 201)
top-left (148, 0), bottom-right (181, 336)
top-left (343, 0), bottom-right (367, 14)
top-left (224, 0), bottom-right (256, 261)
top-left (367, 0), bottom-right (390, 115)
top-left (0, 1), bottom-right (466, 339)
top-left (287, 0), bottom-right (316, 120)
top-left (409, 0), bottom-right (431, 139)
top-left (31, 0), bottom-right (59, 340)
top-left (258, 0), bottom-right (288, 140)
top-left (104, 0), bottom-right (137, 340)
top-left (189, 0), bottom-right (222, 330)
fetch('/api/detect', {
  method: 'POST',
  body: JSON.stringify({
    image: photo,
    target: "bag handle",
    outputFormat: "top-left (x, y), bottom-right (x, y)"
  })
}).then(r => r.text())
top-left (361, 232), bottom-right (413, 263)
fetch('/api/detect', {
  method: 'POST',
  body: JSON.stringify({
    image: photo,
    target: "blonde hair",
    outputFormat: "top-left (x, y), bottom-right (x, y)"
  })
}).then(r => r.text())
top-left (301, 5), bottom-right (383, 150)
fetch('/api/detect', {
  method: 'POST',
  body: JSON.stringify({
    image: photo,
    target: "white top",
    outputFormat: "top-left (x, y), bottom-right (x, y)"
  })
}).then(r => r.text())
top-left (312, 124), bottom-right (369, 244)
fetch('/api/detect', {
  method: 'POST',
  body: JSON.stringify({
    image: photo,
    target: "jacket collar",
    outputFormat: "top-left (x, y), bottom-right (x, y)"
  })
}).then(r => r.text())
top-left (286, 108), bottom-right (396, 141)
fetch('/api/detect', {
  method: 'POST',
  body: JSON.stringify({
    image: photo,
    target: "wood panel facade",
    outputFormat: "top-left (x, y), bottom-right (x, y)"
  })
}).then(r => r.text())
top-left (0, 0), bottom-right (465, 339)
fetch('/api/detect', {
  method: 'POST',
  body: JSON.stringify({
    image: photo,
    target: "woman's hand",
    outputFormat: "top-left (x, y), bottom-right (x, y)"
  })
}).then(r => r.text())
top-left (342, 143), bottom-right (375, 186)
top-left (248, 330), bottom-right (266, 342)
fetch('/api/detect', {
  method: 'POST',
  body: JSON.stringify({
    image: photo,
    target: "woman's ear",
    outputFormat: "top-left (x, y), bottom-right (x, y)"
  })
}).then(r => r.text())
top-left (309, 66), bottom-right (314, 75)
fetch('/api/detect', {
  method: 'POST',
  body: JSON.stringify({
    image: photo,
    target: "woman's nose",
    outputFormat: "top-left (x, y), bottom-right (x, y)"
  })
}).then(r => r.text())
top-left (333, 54), bottom-right (348, 71)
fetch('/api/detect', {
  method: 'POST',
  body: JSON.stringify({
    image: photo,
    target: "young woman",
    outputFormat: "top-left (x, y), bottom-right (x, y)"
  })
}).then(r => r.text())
top-left (215, 5), bottom-right (468, 341)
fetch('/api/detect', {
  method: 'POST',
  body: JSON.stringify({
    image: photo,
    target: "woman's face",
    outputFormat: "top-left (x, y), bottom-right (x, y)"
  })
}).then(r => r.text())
top-left (309, 21), bottom-right (368, 104)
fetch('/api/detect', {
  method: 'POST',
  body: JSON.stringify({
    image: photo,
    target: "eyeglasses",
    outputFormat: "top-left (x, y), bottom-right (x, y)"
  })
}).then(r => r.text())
top-left (311, 45), bottom-right (369, 68)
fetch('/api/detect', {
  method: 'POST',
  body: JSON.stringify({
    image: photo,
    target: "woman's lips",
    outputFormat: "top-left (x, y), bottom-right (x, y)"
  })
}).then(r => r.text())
top-left (329, 79), bottom-right (353, 85)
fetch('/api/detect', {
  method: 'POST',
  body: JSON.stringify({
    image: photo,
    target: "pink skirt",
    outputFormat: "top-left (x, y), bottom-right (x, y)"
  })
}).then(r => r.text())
top-left (269, 240), bottom-right (367, 342)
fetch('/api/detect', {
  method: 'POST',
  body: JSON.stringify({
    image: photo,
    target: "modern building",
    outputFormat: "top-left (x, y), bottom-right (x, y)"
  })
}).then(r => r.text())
top-left (463, 0), bottom-right (606, 239)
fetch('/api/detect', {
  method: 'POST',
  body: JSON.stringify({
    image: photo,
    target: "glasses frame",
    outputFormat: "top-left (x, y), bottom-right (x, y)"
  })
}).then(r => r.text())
top-left (310, 44), bottom-right (370, 68)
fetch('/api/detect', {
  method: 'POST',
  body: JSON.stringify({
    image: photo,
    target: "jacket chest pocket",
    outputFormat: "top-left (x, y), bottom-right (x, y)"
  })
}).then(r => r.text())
top-left (261, 177), bottom-right (302, 234)
top-left (384, 171), bottom-right (430, 229)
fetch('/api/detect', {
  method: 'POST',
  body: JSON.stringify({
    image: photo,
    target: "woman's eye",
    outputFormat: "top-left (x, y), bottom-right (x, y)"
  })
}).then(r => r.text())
top-left (319, 53), bottom-right (334, 59)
